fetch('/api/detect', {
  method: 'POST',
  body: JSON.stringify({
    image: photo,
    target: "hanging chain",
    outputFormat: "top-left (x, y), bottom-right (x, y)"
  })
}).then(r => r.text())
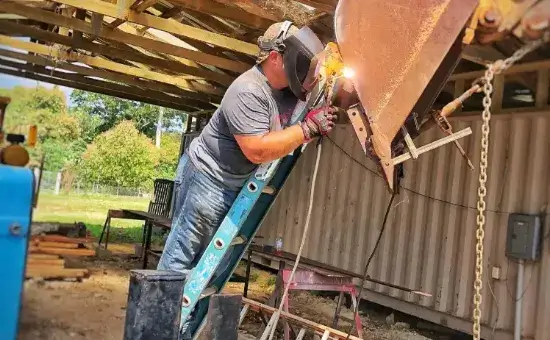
top-left (472, 34), bottom-right (549, 340)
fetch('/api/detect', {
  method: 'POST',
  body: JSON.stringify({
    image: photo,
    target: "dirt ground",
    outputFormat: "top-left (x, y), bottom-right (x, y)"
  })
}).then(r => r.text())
top-left (17, 245), bottom-right (444, 340)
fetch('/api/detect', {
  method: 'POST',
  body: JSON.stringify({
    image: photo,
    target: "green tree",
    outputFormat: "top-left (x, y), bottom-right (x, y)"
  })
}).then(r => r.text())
top-left (70, 90), bottom-right (187, 138)
top-left (78, 120), bottom-right (159, 189)
top-left (0, 85), bottom-right (82, 171)
top-left (156, 133), bottom-right (182, 180)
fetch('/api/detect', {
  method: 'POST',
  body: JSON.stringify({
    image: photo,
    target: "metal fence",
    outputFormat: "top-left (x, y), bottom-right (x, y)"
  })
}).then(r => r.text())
top-left (36, 169), bottom-right (152, 198)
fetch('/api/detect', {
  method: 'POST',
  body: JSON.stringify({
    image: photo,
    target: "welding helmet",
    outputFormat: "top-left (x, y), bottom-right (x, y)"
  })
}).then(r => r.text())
top-left (257, 21), bottom-right (324, 101)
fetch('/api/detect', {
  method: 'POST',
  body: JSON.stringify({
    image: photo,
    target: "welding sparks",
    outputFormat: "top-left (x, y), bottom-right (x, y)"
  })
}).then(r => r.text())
top-left (343, 66), bottom-right (355, 78)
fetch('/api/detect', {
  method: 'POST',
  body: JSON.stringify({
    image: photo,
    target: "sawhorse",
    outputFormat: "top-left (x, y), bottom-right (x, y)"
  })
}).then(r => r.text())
top-left (275, 268), bottom-right (363, 340)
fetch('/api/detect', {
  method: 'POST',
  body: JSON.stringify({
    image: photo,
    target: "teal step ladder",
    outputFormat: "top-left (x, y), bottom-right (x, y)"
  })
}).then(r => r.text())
top-left (181, 85), bottom-right (326, 339)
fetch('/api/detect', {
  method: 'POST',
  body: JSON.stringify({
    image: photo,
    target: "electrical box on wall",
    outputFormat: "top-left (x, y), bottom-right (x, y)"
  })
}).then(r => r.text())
top-left (506, 213), bottom-right (542, 261)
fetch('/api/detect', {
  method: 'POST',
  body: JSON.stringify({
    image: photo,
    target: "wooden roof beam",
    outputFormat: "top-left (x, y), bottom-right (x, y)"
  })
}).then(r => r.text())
top-left (0, 34), bottom-right (224, 96)
top-left (0, 66), bottom-right (198, 111)
top-left (0, 47), bottom-right (216, 108)
top-left (50, 0), bottom-right (261, 55)
top-left (293, 0), bottom-right (336, 13)
top-left (109, 0), bottom-right (161, 28)
top-left (0, 58), bottom-right (201, 111)
top-left (0, 1), bottom-right (251, 72)
top-left (167, 0), bottom-right (274, 30)
top-left (0, 21), bottom-right (235, 85)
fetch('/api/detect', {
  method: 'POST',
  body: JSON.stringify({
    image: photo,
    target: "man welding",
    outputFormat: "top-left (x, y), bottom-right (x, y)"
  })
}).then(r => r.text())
top-left (157, 21), bottom-right (336, 338)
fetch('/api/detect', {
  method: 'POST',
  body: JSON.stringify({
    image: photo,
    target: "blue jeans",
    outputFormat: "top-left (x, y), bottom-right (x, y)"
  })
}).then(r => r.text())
top-left (158, 153), bottom-right (238, 339)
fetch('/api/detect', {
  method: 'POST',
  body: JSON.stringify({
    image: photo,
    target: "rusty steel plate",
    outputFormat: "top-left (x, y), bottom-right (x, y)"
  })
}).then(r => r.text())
top-left (334, 0), bottom-right (478, 187)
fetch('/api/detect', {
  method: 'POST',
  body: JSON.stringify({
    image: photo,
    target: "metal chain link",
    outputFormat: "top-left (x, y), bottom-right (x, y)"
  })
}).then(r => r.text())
top-left (472, 33), bottom-right (549, 340)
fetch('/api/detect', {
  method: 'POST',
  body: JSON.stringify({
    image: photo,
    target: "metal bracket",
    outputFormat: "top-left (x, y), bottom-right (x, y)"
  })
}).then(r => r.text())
top-left (391, 127), bottom-right (473, 165)
top-left (401, 127), bottom-right (419, 159)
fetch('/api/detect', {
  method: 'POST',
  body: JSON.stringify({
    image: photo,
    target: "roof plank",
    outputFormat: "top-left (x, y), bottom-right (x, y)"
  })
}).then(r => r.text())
top-left (50, 0), bottom-right (261, 55)
top-left (168, 0), bottom-right (274, 30)
top-left (0, 58), bottom-right (200, 111)
top-left (0, 34), bottom-right (224, 96)
top-left (0, 1), bottom-right (250, 72)
top-left (0, 66), bottom-right (198, 111)
top-left (0, 47), bottom-right (217, 108)
top-left (0, 20), bottom-right (235, 86)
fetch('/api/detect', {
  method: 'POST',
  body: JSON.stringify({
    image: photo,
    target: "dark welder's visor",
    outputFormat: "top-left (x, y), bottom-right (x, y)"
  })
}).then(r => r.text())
top-left (282, 26), bottom-right (324, 101)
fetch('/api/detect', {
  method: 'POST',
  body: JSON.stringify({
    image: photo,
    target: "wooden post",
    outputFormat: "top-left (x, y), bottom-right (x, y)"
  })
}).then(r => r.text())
top-left (205, 294), bottom-right (242, 340)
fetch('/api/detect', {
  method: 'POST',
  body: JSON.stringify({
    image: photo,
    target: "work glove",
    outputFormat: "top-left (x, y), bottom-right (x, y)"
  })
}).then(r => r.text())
top-left (300, 106), bottom-right (338, 141)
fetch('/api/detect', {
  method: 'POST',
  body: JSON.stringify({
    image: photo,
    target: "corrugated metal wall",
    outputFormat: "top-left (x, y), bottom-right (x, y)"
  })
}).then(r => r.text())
top-left (257, 114), bottom-right (550, 339)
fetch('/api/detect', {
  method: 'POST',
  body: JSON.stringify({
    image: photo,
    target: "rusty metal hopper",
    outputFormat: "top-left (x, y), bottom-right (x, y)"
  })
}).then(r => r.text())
top-left (334, 0), bottom-right (478, 190)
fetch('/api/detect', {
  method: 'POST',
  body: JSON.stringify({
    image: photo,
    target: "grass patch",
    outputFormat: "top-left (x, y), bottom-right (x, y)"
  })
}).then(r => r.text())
top-left (33, 192), bottom-right (167, 245)
top-left (34, 192), bottom-right (149, 228)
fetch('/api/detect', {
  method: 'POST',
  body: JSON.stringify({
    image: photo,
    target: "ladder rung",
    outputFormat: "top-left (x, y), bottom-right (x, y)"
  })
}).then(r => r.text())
top-left (230, 235), bottom-right (247, 246)
top-left (239, 304), bottom-right (250, 326)
top-left (262, 186), bottom-right (276, 195)
top-left (199, 286), bottom-right (217, 299)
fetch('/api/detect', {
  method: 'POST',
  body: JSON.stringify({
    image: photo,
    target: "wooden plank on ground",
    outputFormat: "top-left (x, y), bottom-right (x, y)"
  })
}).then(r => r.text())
top-left (32, 241), bottom-right (79, 249)
top-left (32, 235), bottom-right (93, 244)
top-left (27, 258), bottom-right (66, 266)
top-left (29, 246), bottom-right (96, 257)
top-left (28, 254), bottom-right (60, 260)
top-left (25, 266), bottom-right (89, 279)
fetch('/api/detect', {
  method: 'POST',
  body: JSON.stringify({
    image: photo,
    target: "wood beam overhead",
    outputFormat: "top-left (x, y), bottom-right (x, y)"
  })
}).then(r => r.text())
top-left (0, 66), bottom-right (198, 111)
top-left (293, 0), bottom-right (336, 13)
top-left (0, 34), bottom-right (224, 96)
top-left (109, 0), bottom-right (160, 28)
top-left (167, 0), bottom-right (274, 30)
top-left (0, 1), bottom-right (251, 73)
top-left (0, 47), bottom-right (216, 109)
top-left (0, 20), bottom-right (236, 86)
top-left (48, 0), bottom-right (261, 55)
top-left (0, 58), bottom-right (200, 111)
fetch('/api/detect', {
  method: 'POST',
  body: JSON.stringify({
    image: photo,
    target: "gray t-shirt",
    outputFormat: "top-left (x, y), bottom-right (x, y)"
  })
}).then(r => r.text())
top-left (187, 65), bottom-right (301, 191)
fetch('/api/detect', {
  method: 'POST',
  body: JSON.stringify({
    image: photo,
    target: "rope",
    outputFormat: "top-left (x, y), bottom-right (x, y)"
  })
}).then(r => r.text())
top-left (259, 140), bottom-right (324, 340)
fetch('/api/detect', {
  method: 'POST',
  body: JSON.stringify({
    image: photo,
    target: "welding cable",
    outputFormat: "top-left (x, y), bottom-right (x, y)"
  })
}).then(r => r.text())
top-left (345, 191), bottom-right (397, 340)
top-left (260, 140), bottom-right (324, 340)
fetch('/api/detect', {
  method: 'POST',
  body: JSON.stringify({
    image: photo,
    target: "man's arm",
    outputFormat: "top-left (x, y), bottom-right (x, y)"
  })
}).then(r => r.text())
top-left (224, 88), bottom-right (336, 165)
top-left (234, 125), bottom-right (305, 164)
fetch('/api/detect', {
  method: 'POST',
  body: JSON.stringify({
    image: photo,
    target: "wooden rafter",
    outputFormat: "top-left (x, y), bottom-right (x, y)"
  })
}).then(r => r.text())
top-left (0, 1), bottom-right (251, 73)
top-left (0, 20), bottom-right (235, 86)
top-left (48, 0), bottom-right (261, 55)
top-left (0, 66), bottom-right (198, 111)
top-left (0, 58), bottom-right (202, 111)
top-left (109, 0), bottom-right (160, 28)
top-left (0, 47), bottom-right (216, 108)
top-left (167, 0), bottom-right (274, 30)
top-left (0, 34), bottom-right (225, 96)
top-left (293, 0), bottom-right (336, 13)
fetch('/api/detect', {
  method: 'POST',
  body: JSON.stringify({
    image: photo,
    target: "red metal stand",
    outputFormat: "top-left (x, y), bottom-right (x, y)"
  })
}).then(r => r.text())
top-left (281, 269), bottom-right (363, 340)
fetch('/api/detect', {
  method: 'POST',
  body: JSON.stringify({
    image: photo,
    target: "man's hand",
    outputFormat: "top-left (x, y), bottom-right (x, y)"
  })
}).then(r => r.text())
top-left (300, 107), bottom-right (338, 140)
